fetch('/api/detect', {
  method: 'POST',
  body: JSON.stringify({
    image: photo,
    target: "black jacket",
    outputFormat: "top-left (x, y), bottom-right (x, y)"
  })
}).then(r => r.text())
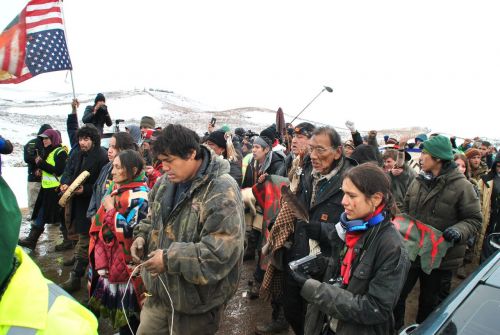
top-left (287, 156), bottom-right (356, 262)
top-left (302, 219), bottom-right (410, 335)
top-left (31, 145), bottom-right (68, 223)
top-left (67, 113), bottom-right (79, 150)
top-left (82, 105), bottom-right (112, 135)
top-left (241, 151), bottom-right (284, 188)
top-left (277, 152), bottom-right (295, 178)
top-left (23, 124), bottom-right (52, 182)
top-left (64, 144), bottom-right (108, 234)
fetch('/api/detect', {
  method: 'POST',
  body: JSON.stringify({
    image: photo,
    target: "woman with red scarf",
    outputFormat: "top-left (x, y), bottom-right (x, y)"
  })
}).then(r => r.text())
top-left (290, 163), bottom-right (410, 335)
top-left (88, 149), bottom-right (149, 335)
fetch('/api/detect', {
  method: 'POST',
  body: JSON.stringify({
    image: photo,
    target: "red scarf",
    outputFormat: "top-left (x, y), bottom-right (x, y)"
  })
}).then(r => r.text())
top-left (340, 204), bottom-right (385, 285)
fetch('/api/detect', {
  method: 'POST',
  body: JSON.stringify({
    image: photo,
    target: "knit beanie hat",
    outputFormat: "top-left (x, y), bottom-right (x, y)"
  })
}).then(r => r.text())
top-left (206, 130), bottom-right (227, 149)
top-left (260, 124), bottom-right (277, 142)
top-left (465, 148), bottom-right (481, 160)
top-left (254, 136), bottom-right (271, 148)
top-left (219, 124), bottom-right (230, 133)
top-left (0, 177), bottom-right (22, 286)
top-left (422, 135), bottom-right (453, 161)
top-left (94, 93), bottom-right (105, 104)
top-left (140, 116), bottom-right (156, 129)
top-left (415, 133), bottom-right (428, 143)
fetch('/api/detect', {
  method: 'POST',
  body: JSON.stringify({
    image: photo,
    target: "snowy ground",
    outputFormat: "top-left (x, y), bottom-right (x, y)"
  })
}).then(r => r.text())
top-left (3, 167), bottom-right (28, 208)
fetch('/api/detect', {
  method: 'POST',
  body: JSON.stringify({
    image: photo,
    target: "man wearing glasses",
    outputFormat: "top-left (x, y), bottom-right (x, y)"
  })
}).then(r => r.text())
top-left (283, 126), bottom-right (357, 335)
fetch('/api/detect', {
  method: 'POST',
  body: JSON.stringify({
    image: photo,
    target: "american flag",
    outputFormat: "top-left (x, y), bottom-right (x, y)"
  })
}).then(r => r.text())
top-left (0, 0), bottom-right (72, 84)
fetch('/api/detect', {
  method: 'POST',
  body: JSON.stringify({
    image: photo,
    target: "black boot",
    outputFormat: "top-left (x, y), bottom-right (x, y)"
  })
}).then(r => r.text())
top-left (63, 256), bottom-right (76, 266)
top-left (244, 229), bottom-right (260, 261)
top-left (255, 304), bottom-right (289, 334)
top-left (55, 239), bottom-right (75, 251)
top-left (18, 225), bottom-right (44, 250)
top-left (60, 258), bottom-right (87, 293)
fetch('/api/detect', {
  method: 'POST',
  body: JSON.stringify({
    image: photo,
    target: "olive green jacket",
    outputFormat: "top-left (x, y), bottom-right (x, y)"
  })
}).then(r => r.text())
top-left (402, 166), bottom-right (482, 270)
top-left (134, 147), bottom-right (245, 314)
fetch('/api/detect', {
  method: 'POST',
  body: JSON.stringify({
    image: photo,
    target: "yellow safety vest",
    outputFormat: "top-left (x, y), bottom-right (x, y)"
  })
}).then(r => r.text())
top-left (41, 147), bottom-right (65, 189)
top-left (0, 247), bottom-right (98, 335)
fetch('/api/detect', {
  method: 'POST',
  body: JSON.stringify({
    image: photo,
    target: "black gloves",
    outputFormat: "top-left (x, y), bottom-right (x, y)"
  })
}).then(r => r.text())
top-left (303, 221), bottom-right (321, 240)
top-left (443, 227), bottom-right (461, 243)
top-left (290, 267), bottom-right (310, 287)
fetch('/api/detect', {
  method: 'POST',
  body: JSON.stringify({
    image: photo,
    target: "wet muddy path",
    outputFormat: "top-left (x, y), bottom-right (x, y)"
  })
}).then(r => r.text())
top-left (21, 216), bottom-right (470, 334)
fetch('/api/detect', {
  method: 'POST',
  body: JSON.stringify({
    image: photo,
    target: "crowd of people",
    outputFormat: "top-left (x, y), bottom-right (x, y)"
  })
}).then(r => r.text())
top-left (0, 92), bottom-right (499, 335)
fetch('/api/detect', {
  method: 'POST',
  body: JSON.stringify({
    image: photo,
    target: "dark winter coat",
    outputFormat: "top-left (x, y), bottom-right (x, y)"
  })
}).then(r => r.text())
top-left (229, 159), bottom-right (243, 186)
top-left (66, 113), bottom-right (79, 149)
top-left (64, 143), bottom-right (108, 234)
top-left (287, 156), bottom-right (357, 262)
top-left (241, 151), bottom-right (284, 188)
top-left (277, 152), bottom-right (295, 178)
top-left (302, 219), bottom-right (410, 335)
top-left (24, 124), bottom-right (52, 182)
top-left (31, 145), bottom-right (68, 223)
top-left (82, 105), bottom-right (112, 135)
top-left (0, 136), bottom-right (13, 176)
top-left (86, 161), bottom-right (112, 219)
top-left (350, 144), bottom-right (382, 166)
top-left (402, 164), bottom-right (482, 270)
top-left (133, 146), bottom-right (245, 314)
top-left (388, 164), bottom-right (417, 211)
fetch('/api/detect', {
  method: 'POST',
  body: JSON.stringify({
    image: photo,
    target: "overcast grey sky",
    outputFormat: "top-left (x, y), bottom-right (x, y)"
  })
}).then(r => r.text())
top-left (1, 0), bottom-right (499, 139)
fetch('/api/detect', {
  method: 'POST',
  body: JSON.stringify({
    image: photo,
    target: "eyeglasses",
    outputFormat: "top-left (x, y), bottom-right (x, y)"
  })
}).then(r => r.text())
top-left (309, 145), bottom-right (333, 155)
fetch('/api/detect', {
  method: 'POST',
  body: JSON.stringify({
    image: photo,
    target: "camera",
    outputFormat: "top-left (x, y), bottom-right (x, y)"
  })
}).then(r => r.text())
top-left (97, 104), bottom-right (108, 113)
top-left (288, 253), bottom-right (325, 275)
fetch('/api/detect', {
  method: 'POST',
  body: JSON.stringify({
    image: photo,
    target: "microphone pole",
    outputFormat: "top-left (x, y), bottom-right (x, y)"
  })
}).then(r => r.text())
top-left (290, 86), bottom-right (333, 124)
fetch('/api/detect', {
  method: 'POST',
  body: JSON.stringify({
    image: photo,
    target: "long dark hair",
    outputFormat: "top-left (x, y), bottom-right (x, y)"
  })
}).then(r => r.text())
top-left (113, 132), bottom-right (138, 152)
top-left (343, 162), bottom-right (397, 218)
top-left (116, 149), bottom-right (144, 180)
top-left (454, 153), bottom-right (471, 180)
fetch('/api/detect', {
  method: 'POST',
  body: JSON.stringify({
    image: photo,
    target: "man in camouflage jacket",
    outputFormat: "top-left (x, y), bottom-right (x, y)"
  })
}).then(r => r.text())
top-left (131, 124), bottom-right (245, 335)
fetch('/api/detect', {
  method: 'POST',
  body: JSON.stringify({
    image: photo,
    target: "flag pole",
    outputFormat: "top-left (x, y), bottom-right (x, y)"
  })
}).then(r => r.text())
top-left (59, 0), bottom-right (76, 99)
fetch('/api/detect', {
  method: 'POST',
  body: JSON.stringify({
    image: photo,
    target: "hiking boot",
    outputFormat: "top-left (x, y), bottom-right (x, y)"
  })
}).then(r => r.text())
top-left (248, 280), bottom-right (260, 300)
top-left (244, 229), bottom-right (260, 261)
top-left (60, 271), bottom-right (81, 293)
top-left (255, 319), bottom-right (289, 334)
top-left (60, 259), bottom-right (87, 292)
top-left (55, 239), bottom-right (75, 252)
top-left (63, 256), bottom-right (76, 267)
top-left (456, 265), bottom-right (467, 279)
top-left (18, 225), bottom-right (44, 250)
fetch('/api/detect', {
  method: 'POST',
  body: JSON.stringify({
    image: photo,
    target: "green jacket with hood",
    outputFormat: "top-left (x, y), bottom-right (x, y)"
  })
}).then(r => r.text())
top-left (403, 163), bottom-right (482, 270)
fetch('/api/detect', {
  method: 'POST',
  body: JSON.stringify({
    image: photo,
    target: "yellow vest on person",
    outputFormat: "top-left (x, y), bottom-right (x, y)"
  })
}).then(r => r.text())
top-left (0, 247), bottom-right (98, 335)
top-left (41, 147), bottom-right (65, 189)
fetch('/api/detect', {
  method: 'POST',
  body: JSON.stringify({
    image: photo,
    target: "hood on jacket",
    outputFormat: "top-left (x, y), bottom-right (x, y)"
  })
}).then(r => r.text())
top-left (37, 124), bottom-right (52, 135)
top-left (126, 124), bottom-right (142, 145)
top-left (39, 129), bottom-right (62, 147)
top-left (350, 144), bottom-right (381, 166)
top-left (485, 154), bottom-right (500, 181)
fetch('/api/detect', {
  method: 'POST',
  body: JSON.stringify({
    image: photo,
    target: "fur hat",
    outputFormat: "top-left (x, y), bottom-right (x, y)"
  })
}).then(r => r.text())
top-left (465, 148), bottom-right (481, 160)
top-left (140, 116), bottom-right (156, 129)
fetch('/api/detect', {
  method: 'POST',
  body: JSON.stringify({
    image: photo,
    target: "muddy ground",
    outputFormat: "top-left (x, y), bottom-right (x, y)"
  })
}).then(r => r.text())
top-left (19, 215), bottom-right (472, 335)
